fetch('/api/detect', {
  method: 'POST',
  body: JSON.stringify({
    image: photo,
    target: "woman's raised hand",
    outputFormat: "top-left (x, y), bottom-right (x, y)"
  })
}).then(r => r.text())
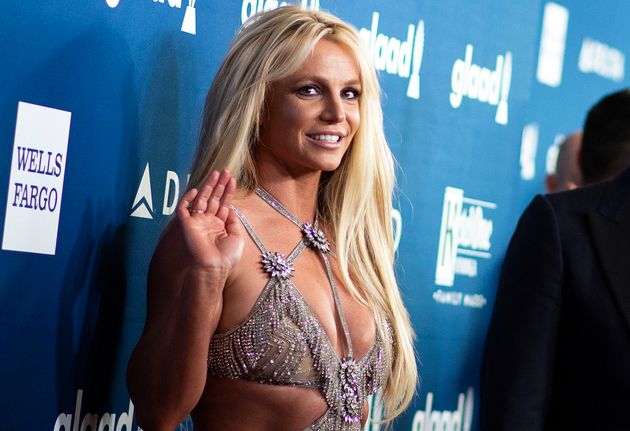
top-left (176, 169), bottom-right (244, 275)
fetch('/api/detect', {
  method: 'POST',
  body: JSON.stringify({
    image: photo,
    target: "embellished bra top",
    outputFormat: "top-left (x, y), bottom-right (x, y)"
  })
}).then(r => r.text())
top-left (207, 187), bottom-right (392, 430)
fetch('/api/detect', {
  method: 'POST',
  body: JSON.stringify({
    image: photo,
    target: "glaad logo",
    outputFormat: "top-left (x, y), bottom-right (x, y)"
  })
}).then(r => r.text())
top-left (434, 187), bottom-right (494, 308)
top-left (2, 102), bottom-right (71, 255)
top-left (450, 44), bottom-right (512, 125)
top-left (181, 0), bottom-right (197, 35)
top-left (411, 388), bottom-right (474, 431)
top-left (106, 0), bottom-right (197, 35)
top-left (359, 12), bottom-right (425, 100)
top-left (153, 0), bottom-right (183, 7)
top-left (545, 133), bottom-right (566, 176)
top-left (131, 163), bottom-right (188, 220)
top-left (536, 2), bottom-right (569, 87)
top-left (392, 208), bottom-right (402, 252)
top-left (153, 0), bottom-right (197, 35)
top-left (520, 123), bottom-right (539, 181)
top-left (54, 389), bottom-right (135, 431)
top-left (241, 0), bottom-right (319, 24)
top-left (578, 37), bottom-right (625, 82)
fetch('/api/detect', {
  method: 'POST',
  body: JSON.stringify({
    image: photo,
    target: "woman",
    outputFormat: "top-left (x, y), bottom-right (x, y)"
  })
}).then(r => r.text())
top-left (127, 6), bottom-right (416, 430)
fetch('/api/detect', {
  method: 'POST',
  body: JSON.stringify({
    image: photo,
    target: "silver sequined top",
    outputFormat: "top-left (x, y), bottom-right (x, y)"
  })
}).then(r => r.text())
top-left (207, 205), bottom-right (392, 430)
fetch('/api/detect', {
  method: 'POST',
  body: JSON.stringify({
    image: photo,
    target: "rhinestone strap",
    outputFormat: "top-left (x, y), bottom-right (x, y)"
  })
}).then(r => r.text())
top-left (256, 186), bottom-right (335, 257)
top-left (254, 187), bottom-right (353, 358)
top-left (230, 205), bottom-right (270, 254)
top-left (255, 186), bottom-right (303, 228)
top-left (231, 204), bottom-right (306, 279)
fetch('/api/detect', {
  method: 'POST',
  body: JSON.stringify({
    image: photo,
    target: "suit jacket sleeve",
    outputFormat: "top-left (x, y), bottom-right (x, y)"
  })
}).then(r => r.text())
top-left (480, 194), bottom-right (564, 431)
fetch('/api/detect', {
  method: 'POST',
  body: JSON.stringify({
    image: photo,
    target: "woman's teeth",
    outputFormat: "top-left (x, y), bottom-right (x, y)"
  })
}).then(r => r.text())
top-left (311, 134), bottom-right (340, 142)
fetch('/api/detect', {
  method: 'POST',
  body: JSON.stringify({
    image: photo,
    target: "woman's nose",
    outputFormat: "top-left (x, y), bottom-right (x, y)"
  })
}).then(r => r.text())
top-left (320, 94), bottom-right (346, 123)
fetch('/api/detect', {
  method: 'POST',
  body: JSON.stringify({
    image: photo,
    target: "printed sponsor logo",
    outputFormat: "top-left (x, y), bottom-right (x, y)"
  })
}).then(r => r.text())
top-left (153, 0), bottom-right (197, 35)
top-left (578, 37), bottom-right (625, 82)
top-left (2, 102), bottom-right (71, 255)
top-left (359, 12), bottom-right (425, 99)
top-left (520, 123), bottom-right (539, 181)
top-left (536, 2), bottom-right (569, 87)
top-left (545, 133), bottom-right (565, 175)
top-left (450, 44), bottom-right (512, 125)
top-left (53, 388), bottom-right (195, 430)
top-left (153, 0), bottom-right (183, 7)
top-left (130, 163), bottom-right (154, 219)
top-left (411, 388), bottom-right (474, 431)
top-left (130, 163), bottom-right (188, 220)
top-left (433, 187), bottom-right (494, 309)
top-left (181, 0), bottom-right (197, 35)
top-left (392, 208), bottom-right (402, 252)
top-left (53, 389), bottom-right (135, 431)
top-left (241, 0), bottom-right (320, 24)
top-left (106, 0), bottom-right (197, 35)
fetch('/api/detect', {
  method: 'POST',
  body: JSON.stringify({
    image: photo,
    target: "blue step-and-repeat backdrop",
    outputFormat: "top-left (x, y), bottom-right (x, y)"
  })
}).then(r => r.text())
top-left (1, 0), bottom-right (628, 429)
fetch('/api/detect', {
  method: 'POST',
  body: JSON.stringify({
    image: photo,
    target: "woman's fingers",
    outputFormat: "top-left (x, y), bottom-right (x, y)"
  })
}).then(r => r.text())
top-left (224, 206), bottom-right (241, 237)
top-left (216, 176), bottom-right (236, 222)
top-left (205, 170), bottom-right (231, 216)
top-left (191, 170), bottom-right (220, 213)
top-left (181, 169), bottom-right (235, 221)
top-left (176, 188), bottom-right (199, 219)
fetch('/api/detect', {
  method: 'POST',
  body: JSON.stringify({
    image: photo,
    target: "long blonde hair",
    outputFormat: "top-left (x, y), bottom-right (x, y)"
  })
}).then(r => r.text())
top-left (188, 5), bottom-right (417, 422)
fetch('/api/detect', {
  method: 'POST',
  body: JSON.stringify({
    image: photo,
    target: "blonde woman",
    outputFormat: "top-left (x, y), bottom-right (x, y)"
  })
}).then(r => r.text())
top-left (127, 6), bottom-right (417, 430)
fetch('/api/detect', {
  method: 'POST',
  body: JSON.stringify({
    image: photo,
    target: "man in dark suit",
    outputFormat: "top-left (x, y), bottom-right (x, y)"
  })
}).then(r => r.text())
top-left (481, 89), bottom-right (630, 430)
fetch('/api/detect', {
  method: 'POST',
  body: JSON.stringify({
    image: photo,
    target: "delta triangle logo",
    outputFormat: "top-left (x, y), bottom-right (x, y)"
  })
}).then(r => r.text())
top-left (130, 163), bottom-right (154, 219)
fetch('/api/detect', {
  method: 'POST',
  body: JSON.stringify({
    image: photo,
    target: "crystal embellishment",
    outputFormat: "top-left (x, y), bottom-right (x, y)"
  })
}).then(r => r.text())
top-left (261, 251), bottom-right (294, 280)
top-left (302, 222), bottom-right (330, 253)
top-left (339, 356), bottom-right (362, 424)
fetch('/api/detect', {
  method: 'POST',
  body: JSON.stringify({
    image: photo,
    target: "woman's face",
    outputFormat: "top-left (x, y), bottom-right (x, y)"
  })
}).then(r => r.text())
top-left (256, 38), bottom-right (361, 176)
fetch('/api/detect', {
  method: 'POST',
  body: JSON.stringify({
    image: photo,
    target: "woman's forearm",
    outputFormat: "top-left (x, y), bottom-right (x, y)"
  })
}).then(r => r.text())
top-left (127, 267), bottom-right (226, 430)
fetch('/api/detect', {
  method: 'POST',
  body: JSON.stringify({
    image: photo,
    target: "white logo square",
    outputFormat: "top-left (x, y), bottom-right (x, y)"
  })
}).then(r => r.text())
top-left (536, 2), bottom-right (569, 87)
top-left (2, 102), bottom-right (72, 255)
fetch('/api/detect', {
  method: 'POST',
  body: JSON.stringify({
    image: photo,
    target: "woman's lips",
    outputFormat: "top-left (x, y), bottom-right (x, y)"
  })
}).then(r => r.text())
top-left (306, 133), bottom-right (344, 149)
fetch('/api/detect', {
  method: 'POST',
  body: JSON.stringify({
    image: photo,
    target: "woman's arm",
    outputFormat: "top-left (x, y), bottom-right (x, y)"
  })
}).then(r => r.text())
top-left (126, 170), bottom-right (243, 431)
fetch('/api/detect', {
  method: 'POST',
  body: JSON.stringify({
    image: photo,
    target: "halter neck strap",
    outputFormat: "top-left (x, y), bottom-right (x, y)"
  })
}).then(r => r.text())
top-left (230, 204), bottom-right (306, 262)
top-left (254, 186), bottom-right (353, 358)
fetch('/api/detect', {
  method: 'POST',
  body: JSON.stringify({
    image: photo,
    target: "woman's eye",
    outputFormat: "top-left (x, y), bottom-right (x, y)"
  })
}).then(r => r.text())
top-left (297, 85), bottom-right (320, 96)
top-left (343, 88), bottom-right (361, 100)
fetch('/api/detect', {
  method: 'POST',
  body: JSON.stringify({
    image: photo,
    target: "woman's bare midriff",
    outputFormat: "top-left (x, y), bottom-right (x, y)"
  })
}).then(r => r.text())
top-left (191, 376), bottom-right (369, 430)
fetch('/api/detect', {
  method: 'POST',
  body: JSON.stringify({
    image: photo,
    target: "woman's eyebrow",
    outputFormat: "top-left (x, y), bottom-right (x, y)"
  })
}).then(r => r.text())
top-left (291, 74), bottom-right (361, 87)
